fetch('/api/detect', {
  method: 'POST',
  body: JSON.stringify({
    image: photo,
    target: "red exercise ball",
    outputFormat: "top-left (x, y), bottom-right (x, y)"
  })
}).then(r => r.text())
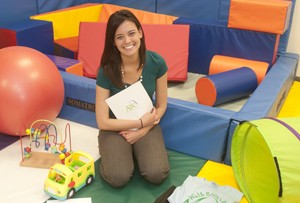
top-left (0, 46), bottom-right (64, 136)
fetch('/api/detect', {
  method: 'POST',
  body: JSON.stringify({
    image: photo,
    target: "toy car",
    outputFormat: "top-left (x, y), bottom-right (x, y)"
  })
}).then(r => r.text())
top-left (44, 151), bottom-right (95, 200)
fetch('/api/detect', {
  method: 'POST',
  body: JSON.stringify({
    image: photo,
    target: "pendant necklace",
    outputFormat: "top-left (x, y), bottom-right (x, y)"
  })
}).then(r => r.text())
top-left (121, 64), bottom-right (143, 88)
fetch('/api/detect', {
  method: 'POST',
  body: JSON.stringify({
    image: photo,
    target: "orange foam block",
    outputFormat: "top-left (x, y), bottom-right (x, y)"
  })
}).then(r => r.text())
top-left (99, 4), bottom-right (177, 24)
top-left (54, 36), bottom-right (79, 59)
top-left (209, 55), bottom-right (269, 84)
top-left (228, 0), bottom-right (292, 34)
top-left (78, 22), bottom-right (189, 81)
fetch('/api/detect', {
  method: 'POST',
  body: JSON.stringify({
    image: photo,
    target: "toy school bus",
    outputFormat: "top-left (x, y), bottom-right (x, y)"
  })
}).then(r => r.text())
top-left (44, 151), bottom-right (95, 200)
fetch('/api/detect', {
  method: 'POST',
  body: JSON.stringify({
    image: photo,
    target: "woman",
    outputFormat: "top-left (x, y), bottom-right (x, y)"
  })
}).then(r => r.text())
top-left (95, 9), bottom-right (170, 187)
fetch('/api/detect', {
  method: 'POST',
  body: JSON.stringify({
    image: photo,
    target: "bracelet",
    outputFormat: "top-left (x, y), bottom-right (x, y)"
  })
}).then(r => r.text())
top-left (139, 119), bottom-right (143, 128)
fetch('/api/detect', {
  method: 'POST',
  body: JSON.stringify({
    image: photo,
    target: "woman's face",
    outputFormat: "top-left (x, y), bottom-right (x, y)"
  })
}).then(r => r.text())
top-left (114, 20), bottom-right (143, 58)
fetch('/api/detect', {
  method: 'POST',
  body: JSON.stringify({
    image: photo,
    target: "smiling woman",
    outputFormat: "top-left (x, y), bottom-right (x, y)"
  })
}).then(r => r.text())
top-left (94, 9), bottom-right (170, 188)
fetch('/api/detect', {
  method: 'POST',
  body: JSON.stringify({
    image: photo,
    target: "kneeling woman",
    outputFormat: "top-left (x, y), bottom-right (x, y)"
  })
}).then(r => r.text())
top-left (95, 9), bottom-right (170, 187)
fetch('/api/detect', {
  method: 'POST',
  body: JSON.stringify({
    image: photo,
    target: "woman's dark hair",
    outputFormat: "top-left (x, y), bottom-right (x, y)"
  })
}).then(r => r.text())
top-left (99, 9), bottom-right (146, 88)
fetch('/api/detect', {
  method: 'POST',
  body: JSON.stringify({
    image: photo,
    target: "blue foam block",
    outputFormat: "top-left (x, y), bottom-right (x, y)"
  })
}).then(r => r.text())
top-left (0, 19), bottom-right (54, 54)
top-left (173, 17), bottom-right (278, 75)
top-left (156, 0), bottom-right (230, 24)
top-left (233, 53), bottom-right (299, 121)
top-left (160, 98), bottom-right (234, 162)
top-left (210, 67), bottom-right (258, 106)
top-left (58, 71), bottom-right (97, 128)
top-left (46, 54), bottom-right (81, 72)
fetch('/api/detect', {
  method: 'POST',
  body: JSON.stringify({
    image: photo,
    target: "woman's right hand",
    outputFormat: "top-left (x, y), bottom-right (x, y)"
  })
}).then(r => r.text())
top-left (140, 107), bottom-right (158, 128)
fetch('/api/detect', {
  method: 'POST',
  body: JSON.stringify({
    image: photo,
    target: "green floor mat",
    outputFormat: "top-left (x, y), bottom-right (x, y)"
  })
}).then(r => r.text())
top-left (47, 150), bottom-right (206, 203)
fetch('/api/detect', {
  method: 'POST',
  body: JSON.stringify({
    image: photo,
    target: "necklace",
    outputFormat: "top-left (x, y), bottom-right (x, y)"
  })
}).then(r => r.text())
top-left (121, 64), bottom-right (143, 88)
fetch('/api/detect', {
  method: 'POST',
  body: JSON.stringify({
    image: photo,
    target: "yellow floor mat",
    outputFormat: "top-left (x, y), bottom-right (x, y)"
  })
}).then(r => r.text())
top-left (278, 81), bottom-right (300, 118)
top-left (197, 160), bottom-right (248, 203)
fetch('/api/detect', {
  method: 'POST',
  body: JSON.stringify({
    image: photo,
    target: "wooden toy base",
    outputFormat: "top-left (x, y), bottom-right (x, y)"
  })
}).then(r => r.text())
top-left (20, 152), bottom-right (61, 169)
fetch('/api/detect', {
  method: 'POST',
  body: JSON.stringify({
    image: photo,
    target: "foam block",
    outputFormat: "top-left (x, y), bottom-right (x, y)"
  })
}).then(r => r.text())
top-left (58, 71), bottom-right (97, 128)
top-left (233, 53), bottom-right (299, 121)
top-left (46, 54), bottom-right (83, 76)
top-left (77, 22), bottom-right (106, 78)
top-left (195, 67), bottom-right (258, 106)
top-left (0, 19), bottom-right (54, 54)
top-left (143, 24), bottom-right (189, 81)
top-left (78, 22), bottom-right (189, 81)
top-left (54, 36), bottom-right (78, 59)
top-left (160, 98), bottom-right (234, 162)
top-left (228, 0), bottom-right (292, 34)
top-left (31, 3), bottom-right (103, 40)
top-left (99, 4), bottom-right (177, 24)
top-left (209, 55), bottom-right (269, 84)
top-left (174, 17), bottom-right (278, 75)
top-left (156, 0), bottom-right (230, 24)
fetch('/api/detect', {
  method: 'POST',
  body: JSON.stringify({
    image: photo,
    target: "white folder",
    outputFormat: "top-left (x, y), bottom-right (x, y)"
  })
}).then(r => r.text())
top-left (105, 81), bottom-right (153, 120)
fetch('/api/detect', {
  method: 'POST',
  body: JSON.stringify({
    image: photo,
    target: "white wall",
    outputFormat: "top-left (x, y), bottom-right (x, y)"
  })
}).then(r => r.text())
top-left (286, 0), bottom-right (300, 76)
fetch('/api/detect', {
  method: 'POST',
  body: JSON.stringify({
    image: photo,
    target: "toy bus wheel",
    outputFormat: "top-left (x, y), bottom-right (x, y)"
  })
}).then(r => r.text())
top-left (67, 188), bottom-right (76, 199)
top-left (86, 175), bottom-right (94, 185)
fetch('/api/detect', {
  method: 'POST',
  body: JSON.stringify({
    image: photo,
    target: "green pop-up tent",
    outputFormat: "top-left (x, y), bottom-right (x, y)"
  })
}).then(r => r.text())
top-left (231, 117), bottom-right (300, 203)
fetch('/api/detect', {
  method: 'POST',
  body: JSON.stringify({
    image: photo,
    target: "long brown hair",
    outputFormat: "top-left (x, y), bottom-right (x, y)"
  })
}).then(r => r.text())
top-left (99, 10), bottom-right (146, 88)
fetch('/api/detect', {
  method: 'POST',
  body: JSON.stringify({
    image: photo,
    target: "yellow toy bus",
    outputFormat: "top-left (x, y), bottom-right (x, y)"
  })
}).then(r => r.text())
top-left (44, 151), bottom-right (95, 200)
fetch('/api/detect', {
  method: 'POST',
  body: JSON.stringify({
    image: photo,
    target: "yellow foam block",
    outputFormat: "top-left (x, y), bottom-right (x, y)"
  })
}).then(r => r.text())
top-left (228, 0), bottom-right (292, 34)
top-left (277, 81), bottom-right (300, 118)
top-left (99, 4), bottom-right (177, 24)
top-left (31, 3), bottom-right (103, 40)
top-left (197, 160), bottom-right (248, 203)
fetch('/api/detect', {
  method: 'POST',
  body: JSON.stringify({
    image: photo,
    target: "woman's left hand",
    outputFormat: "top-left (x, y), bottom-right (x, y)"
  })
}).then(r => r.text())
top-left (119, 129), bottom-right (143, 144)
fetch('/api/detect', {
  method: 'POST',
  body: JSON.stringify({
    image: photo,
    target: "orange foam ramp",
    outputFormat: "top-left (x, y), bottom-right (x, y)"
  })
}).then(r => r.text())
top-left (99, 4), bottom-right (177, 24)
top-left (228, 0), bottom-right (292, 34)
top-left (209, 55), bottom-right (269, 84)
top-left (197, 160), bottom-right (248, 203)
top-left (78, 22), bottom-right (189, 81)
